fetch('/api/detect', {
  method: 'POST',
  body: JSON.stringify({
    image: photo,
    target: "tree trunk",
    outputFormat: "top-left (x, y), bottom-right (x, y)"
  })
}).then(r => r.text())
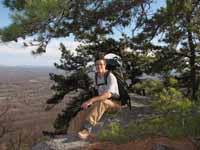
top-left (187, 20), bottom-right (196, 100)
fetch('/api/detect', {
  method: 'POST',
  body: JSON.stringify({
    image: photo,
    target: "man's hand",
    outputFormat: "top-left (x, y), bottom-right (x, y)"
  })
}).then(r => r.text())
top-left (81, 99), bottom-right (93, 109)
top-left (81, 92), bottom-right (112, 110)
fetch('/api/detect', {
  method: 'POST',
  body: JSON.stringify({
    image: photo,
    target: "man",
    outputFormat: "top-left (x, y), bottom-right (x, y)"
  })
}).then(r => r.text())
top-left (67, 56), bottom-right (121, 140)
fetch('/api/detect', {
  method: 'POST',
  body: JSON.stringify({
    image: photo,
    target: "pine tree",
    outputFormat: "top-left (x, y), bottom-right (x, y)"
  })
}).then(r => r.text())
top-left (131, 0), bottom-right (200, 100)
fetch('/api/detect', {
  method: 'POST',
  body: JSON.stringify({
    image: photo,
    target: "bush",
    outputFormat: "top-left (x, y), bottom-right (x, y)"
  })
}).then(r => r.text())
top-left (98, 111), bottom-right (200, 143)
top-left (151, 87), bottom-right (193, 113)
top-left (131, 79), bottom-right (163, 96)
top-left (132, 77), bottom-right (193, 113)
top-left (98, 123), bottom-right (127, 143)
top-left (164, 77), bottom-right (178, 87)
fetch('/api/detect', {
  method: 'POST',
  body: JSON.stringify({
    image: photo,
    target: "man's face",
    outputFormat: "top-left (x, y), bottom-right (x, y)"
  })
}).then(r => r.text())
top-left (95, 59), bottom-right (106, 74)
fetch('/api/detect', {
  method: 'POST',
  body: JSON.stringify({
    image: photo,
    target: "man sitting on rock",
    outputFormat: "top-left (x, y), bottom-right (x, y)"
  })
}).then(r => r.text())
top-left (67, 55), bottom-right (121, 140)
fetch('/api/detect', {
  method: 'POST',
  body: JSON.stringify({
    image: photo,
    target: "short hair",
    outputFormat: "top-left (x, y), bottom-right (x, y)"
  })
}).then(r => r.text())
top-left (95, 54), bottom-right (106, 64)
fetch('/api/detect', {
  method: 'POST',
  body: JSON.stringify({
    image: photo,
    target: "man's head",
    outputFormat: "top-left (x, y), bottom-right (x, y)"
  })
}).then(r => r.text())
top-left (95, 56), bottom-right (107, 74)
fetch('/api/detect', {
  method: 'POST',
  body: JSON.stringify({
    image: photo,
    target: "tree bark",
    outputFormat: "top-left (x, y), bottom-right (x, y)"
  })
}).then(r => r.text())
top-left (187, 16), bottom-right (196, 100)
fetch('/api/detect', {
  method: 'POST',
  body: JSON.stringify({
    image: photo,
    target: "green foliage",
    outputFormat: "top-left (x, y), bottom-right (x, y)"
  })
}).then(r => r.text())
top-left (1, 0), bottom-right (152, 43)
top-left (123, 54), bottom-right (157, 83)
top-left (47, 69), bottom-right (93, 104)
top-left (1, 0), bottom-right (61, 42)
top-left (164, 77), bottom-right (178, 87)
top-left (131, 79), bottom-right (163, 96)
top-left (152, 87), bottom-right (193, 112)
top-left (53, 90), bottom-right (92, 132)
top-left (0, 23), bottom-right (24, 41)
top-left (8, 0), bottom-right (60, 24)
top-left (132, 77), bottom-right (193, 113)
top-left (98, 123), bottom-right (127, 143)
top-left (98, 111), bottom-right (200, 143)
top-left (3, 0), bottom-right (26, 11)
top-left (133, 0), bottom-right (200, 100)
top-left (24, 0), bottom-right (60, 21)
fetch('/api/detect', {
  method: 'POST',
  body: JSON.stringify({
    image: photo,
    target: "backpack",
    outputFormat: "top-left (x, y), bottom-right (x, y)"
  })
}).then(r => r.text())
top-left (95, 59), bottom-right (132, 110)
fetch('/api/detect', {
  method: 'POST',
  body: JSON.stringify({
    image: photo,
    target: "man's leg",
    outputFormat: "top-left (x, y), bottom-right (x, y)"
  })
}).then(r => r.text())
top-left (67, 99), bottom-right (111, 135)
top-left (86, 99), bottom-right (120, 125)
top-left (78, 99), bottom-right (121, 139)
top-left (67, 110), bottom-right (88, 135)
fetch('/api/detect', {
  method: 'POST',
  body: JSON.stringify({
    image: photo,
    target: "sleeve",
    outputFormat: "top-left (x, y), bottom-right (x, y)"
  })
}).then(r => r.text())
top-left (106, 73), bottom-right (119, 96)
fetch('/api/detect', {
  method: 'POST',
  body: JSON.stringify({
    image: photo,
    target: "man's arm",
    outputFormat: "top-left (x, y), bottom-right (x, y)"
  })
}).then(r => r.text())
top-left (81, 92), bottom-right (112, 109)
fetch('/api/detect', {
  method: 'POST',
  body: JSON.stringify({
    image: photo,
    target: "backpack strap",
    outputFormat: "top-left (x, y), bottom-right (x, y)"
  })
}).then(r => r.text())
top-left (127, 96), bottom-right (132, 110)
top-left (95, 71), bottom-right (131, 110)
top-left (95, 72), bottom-right (98, 86)
top-left (95, 71), bottom-right (110, 86)
top-left (105, 71), bottom-right (110, 85)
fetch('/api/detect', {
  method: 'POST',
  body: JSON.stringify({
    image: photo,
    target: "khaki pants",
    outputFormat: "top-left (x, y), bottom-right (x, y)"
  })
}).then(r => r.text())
top-left (67, 99), bottom-right (121, 135)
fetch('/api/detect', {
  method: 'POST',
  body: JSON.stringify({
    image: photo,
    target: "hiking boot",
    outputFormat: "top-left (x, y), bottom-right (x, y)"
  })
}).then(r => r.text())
top-left (78, 129), bottom-right (90, 140)
top-left (78, 122), bottom-right (93, 140)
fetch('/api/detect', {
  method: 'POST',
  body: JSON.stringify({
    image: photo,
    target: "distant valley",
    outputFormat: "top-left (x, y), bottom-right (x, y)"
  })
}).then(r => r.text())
top-left (0, 66), bottom-right (70, 148)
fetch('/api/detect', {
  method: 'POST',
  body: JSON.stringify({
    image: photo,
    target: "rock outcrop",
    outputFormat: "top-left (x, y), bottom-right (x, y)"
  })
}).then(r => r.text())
top-left (31, 94), bottom-right (151, 150)
top-left (32, 94), bottom-right (197, 150)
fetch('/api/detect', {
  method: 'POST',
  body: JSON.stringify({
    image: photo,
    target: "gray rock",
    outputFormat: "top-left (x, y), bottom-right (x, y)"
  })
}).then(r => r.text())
top-left (32, 142), bottom-right (53, 150)
top-left (32, 138), bottom-right (89, 150)
top-left (151, 144), bottom-right (174, 150)
top-left (32, 93), bottom-right (156, 150)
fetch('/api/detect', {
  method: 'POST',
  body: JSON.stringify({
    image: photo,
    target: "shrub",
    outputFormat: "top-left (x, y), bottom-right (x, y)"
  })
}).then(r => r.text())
top-left (151, 87), bottom-right (193, 113)
top-left (98, 122), bottom-right (127, 143)
top-left (132, 77), bottom-right (193, 113)
top-left (98, 111), bottom-right (200, 143)
top-left (131, 79), bottom-right (163, 96)
top-left (164, 77), bottom-right (178, 87)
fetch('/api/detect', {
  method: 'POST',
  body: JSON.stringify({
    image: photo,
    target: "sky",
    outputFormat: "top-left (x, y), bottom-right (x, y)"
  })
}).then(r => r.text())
top-left (0, 0), bottom-right (80, 66)
top-left (0, 0), bottom-right (166, 67)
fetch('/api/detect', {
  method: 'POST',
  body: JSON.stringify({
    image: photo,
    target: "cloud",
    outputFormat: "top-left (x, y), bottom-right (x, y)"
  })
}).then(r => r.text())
top-left (0, 37), bottom-right (81, 66)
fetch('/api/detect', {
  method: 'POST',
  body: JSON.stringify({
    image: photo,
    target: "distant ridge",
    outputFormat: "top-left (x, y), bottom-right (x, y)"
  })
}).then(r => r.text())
top-left (0, 64), bottom-right (55, 68)
top-left (0, 65), bottom-right (64, 82)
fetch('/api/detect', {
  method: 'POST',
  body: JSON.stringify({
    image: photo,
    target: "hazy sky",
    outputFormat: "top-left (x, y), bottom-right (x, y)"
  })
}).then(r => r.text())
top-left (0, 0), bottom-right (81, 66)
top-left (0, 0), bottom-right (165, 66)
